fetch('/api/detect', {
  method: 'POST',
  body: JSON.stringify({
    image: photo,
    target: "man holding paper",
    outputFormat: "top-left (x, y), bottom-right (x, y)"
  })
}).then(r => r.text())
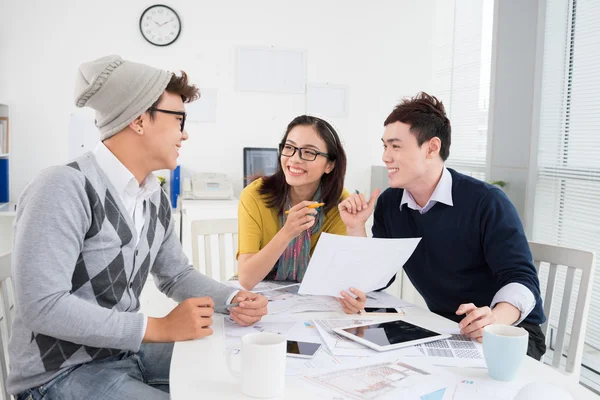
top-left (338, 92), bottom-right (546, 360)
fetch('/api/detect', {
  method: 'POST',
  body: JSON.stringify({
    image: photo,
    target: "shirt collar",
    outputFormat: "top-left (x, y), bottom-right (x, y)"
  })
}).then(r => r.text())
top-left (400, 167), bottom-right (453, 212)
top-left (92, 142), bottom-right (160, 200)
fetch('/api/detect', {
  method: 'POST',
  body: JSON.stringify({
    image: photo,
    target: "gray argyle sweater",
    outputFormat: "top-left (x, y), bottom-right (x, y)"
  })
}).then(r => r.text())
top-left (7, 153), bottom-right (236, 395)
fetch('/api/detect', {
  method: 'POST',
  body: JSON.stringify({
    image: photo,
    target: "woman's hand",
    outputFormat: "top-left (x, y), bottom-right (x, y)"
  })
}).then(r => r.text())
top-left (281, 201), bottom-right (319, 240)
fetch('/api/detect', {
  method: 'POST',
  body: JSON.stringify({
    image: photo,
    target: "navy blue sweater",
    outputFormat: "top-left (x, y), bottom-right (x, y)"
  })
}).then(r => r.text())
top-left (374, 169), bottom-right (546, 325)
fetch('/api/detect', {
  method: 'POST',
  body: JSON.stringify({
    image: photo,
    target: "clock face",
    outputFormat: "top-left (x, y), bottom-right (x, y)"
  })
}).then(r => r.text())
top-left (139, 5), bottom-right (181, 47)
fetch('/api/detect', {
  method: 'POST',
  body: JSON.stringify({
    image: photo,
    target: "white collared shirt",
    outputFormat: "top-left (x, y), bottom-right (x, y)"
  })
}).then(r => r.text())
top-left (400, 167), bottom-right (453, 214)
top-left (399, 166), bottom-right (535, 325)
top-left (93, 143), bottom-right (160, 246)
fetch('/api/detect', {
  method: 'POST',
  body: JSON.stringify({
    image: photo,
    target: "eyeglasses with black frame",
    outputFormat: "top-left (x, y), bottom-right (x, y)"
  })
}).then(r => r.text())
top-left (279, 143), bottom-right (332, 161)
top-left (148, 107), bottom-right (187, 132)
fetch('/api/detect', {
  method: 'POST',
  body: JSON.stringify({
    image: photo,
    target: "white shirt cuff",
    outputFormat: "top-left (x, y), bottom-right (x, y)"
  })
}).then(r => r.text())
top-left (490, 282), bottom-right (536, 325)
top-left (226, 290), bottom-right (240, 307)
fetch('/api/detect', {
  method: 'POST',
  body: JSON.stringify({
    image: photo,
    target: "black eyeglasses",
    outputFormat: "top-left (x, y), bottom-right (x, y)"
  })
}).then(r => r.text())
top-left (279, 143), bottom-right (332, 161)
top-left (148, 107), bottom-right (186, 132)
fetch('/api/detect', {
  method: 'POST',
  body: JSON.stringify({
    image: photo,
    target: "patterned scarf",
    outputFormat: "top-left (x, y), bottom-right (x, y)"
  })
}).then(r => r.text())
top-left (274, 188), bottom-right (324, 282)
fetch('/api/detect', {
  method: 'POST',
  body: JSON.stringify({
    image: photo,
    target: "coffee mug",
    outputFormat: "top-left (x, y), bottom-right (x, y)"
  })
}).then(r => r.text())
top-left (226, 332), bottom-right (286, 398)
top-left (483, 324), bottom-right (529, 381)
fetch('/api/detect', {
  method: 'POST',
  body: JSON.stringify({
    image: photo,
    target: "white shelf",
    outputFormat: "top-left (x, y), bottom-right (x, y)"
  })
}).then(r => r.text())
top-left (0, 153), bottom-right (9, 158)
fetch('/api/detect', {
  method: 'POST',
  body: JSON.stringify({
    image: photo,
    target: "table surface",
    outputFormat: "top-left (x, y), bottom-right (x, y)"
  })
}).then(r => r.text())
top-left (170, 305), bottom-right (599, 399)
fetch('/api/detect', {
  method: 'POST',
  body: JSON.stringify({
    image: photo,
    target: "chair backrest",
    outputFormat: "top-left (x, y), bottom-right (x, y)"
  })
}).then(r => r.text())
top-left (529, 241), bottom-right (596, 380)
top-left (0, 252), bottom-right (13, 400)
top-left (191, 219), bottom-right (238, 282)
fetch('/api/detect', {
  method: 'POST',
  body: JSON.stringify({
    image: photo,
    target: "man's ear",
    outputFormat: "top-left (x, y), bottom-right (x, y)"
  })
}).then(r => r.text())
top-left (129, 116), bottom-right (144, 135)
top-left (426, 137), bottom-right (441, 159)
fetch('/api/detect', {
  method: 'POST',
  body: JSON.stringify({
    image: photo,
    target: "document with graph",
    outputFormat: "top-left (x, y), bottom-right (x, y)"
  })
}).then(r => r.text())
top-left (301, 359), bottom-right (457, 400)
top-left (412, 333), bottom-right (486, 368)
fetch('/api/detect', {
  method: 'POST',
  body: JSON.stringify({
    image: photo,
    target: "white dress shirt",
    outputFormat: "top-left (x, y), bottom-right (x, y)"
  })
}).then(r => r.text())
top-left (400, 167), bottom-right (535, 325)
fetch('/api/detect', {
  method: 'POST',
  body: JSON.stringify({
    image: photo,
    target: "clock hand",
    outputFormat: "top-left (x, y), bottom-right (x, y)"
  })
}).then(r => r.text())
top-left (159, 18), bottom-right (175, 27)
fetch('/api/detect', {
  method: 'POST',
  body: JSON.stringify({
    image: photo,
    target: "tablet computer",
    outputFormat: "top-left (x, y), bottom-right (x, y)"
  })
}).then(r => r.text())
top-left (333, 319), bottom-right (450, 352)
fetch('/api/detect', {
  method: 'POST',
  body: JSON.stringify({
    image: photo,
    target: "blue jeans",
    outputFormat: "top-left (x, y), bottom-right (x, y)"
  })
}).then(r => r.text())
top-left (17, 343), bottom-right (173, 400)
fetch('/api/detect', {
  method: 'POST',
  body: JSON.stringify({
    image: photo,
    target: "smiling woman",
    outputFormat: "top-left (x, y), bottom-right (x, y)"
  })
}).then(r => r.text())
top-left (235, 115), bottom-right (350, 291)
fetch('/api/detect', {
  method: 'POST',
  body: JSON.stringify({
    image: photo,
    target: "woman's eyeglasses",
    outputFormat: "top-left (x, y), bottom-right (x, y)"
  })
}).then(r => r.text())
top-left (279, 143), bottom-right (332, 161)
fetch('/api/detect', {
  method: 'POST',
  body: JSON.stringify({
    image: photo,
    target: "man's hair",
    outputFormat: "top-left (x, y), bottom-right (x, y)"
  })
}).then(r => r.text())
top-left (384, 92), bottom-right (451, 161)
top-left (148, 71), bottom-right (199, 119)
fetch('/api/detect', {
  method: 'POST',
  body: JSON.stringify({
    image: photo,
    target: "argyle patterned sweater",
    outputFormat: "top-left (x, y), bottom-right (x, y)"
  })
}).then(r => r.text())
top-left (6, 153), bottom-right (236, 395)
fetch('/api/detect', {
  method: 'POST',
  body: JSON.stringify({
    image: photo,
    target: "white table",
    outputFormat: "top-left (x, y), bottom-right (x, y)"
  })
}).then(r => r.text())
top-left (170, 306), bottom-right (599, 399)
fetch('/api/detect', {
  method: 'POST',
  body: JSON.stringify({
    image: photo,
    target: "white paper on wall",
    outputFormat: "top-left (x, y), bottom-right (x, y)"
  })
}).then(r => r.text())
top-left (306, 84), bottom-right (349, 118)
top-left (187, 88), bottom-right (218, 123)
top-left (236, 47), bottom-right (306, 94)
top-left (68, 111), bottom-right (99, 161)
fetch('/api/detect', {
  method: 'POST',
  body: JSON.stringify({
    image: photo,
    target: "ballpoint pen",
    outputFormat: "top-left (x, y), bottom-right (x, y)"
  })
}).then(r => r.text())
top-left (214, 302), bottom-right (240, 313)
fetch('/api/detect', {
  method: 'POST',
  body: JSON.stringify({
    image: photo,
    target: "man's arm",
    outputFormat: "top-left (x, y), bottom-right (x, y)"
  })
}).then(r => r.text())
top-left (14, 167), bottom-right (144, 351)
top-left (150, 194), bottom-right (237, 306)
top-left (457, 188), bottom-right (540, 340)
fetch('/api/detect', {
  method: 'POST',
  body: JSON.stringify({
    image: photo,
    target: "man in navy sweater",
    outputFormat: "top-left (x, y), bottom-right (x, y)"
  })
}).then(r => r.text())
top-left (338, 92), bottom-right (546, 360)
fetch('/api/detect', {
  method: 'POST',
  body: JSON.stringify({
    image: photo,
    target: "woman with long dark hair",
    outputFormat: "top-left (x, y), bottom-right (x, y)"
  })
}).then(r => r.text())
top-left (236, 115), bottom-right (366, 313)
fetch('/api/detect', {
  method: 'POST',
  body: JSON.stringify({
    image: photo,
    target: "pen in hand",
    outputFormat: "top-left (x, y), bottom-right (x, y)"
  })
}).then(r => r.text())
top-left (214, 302), bottom-right (240, 314)
top-left (284, 202), bottom-right (325, 215)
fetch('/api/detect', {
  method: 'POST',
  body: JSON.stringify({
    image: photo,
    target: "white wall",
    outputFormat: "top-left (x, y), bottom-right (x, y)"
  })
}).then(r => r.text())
top-left (487, 0), bottom-right (540, 221)
top-left (0, 0), bottom-right (435, 201)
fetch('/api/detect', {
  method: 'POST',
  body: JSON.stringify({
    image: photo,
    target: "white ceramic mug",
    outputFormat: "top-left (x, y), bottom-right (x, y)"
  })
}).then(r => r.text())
top-left (226, 332), bottom-right (286, 398)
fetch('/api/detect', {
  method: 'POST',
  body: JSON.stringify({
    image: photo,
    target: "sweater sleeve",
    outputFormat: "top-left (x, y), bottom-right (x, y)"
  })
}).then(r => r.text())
top-left (151, 195), bottom-right (237, 308)
top-left (13, 167), bottom-right (145, 351)
top-left (479, 188), bottom-right (541, 305)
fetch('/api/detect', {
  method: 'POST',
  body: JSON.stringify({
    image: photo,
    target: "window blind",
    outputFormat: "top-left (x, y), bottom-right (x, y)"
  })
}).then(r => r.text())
top-left (533, 0), bottom-right (600, 354)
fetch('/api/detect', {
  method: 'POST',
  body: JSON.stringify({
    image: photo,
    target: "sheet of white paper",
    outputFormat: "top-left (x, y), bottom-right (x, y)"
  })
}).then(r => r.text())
top-left (267, 292), bottom-right (340, 315)
top-left (286, 321), bottom-right (326, 343)
top-left (299, 358), bottom-right (458, 400)
top-left (286, 346), bottom-right (366, 376)
top-left (225, 279), bottom-right (299, 293)
top-left (411, 333), bottom-right (486, 368)
top-left (299, 233), bottom-right (421, 297)
top-left (365, 291), bottom-right (417, 309)
top-left (223, 317), bottom-right (296, 339)
top-left (441, 378), bottom-right (521, 400)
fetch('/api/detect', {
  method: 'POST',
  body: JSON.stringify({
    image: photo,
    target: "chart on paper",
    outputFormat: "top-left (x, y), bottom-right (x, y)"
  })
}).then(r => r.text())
top-left (413, 334), bottom-right (485, 368)
top-left (303, 360), bottom-right (448, 400)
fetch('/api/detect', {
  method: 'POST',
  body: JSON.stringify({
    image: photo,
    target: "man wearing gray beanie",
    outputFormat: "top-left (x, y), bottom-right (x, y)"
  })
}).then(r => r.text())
top-left (7, 55), bottom-right (268, 399)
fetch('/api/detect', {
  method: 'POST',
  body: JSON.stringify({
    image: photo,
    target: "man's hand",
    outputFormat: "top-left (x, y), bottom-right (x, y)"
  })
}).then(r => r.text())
top-left (229, 291), bottom-right (268, 327)
top-left (144, 297), bottom-right (214, 343)
top-left (456, 303), bottom-right (496, 342)
top-left (337, 288), bottom-right (367, 314)
top-left (338, 189), bottom-right (380, 235)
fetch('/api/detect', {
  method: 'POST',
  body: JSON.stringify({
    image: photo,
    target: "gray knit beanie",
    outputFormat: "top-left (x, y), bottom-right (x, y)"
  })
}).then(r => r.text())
top-left (74, 55), bottom-right (173, 141)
